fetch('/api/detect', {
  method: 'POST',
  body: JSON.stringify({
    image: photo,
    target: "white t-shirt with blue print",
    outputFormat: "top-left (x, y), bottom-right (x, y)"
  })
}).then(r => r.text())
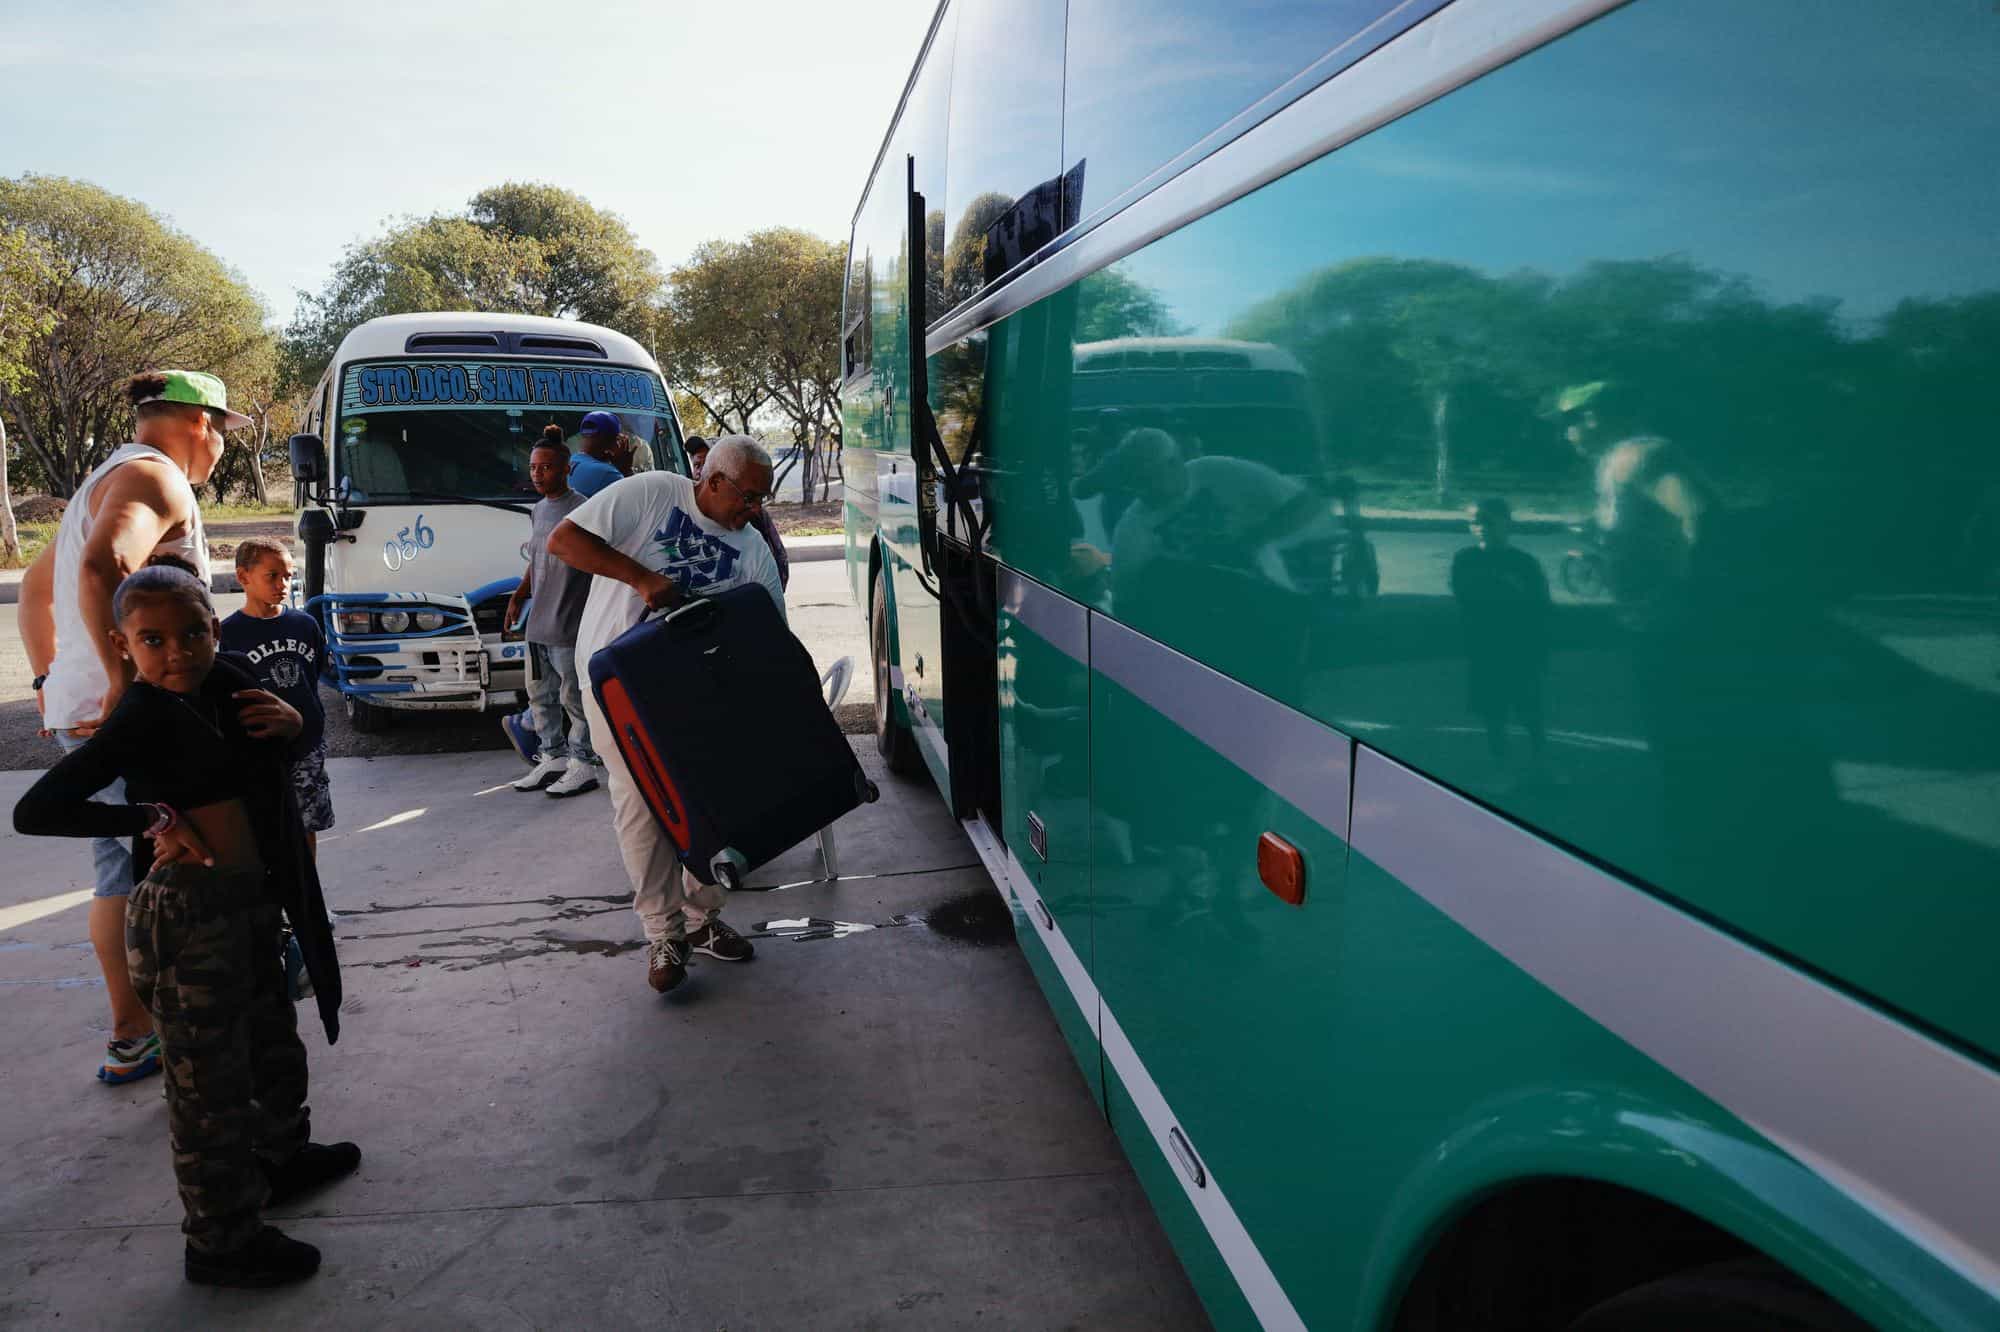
top-left (568, 471), bottom-right (786, 665)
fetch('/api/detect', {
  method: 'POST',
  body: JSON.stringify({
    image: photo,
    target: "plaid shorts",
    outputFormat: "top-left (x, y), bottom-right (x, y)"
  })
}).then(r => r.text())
top-left (289, 741), bottom-right (334, 833)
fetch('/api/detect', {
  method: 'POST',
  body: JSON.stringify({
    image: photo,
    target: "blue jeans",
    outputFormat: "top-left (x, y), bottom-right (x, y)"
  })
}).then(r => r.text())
top-left (56, 731), bottom-right (135, 897)
top-left (527, 644), bottom-right (596, 764)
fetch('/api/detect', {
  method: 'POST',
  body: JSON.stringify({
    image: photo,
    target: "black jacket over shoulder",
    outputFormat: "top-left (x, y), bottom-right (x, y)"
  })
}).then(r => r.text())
top-left (13, 653), bottom-right (343, 1042)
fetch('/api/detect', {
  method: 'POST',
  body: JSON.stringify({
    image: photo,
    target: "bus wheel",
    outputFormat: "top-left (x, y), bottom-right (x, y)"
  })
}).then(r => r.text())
top-left (1565, 1259), bottom-right (1868, 1332)
top-left (871, 565), bottom-right (923, 777)
top-left (345, 695), bottom-right (393, 734)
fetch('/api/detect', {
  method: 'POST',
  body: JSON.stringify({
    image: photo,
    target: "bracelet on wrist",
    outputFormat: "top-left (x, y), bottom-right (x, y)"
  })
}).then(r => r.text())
top-left (141, 803), bottom-right (179, 838)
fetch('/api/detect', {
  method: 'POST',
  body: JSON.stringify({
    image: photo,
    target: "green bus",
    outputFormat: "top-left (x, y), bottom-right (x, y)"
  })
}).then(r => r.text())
top-left (841, 1), bottom-right (2000, 1327)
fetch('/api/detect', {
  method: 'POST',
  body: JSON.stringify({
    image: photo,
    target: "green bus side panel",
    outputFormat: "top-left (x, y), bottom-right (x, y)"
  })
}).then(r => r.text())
top-left (1089, 659), bottom-right (1983, 1328)
top-left (1089, 669), bottom-right (1358, 1327)
top-left (1009, 906), bottom-right (1103, 1107)
top-left (1103, 1064), bottom-right (1262, 1332)
top-left (997, 597), bottom-right (1100, 1101)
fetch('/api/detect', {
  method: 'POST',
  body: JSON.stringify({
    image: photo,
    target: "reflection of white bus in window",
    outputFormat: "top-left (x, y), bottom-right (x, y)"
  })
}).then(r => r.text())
top-left (292, 313), bottom-right (683, 732)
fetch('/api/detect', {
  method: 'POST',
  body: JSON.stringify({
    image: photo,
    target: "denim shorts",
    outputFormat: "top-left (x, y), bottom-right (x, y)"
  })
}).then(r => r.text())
top-left (56, 730), bottom-right (135, 898)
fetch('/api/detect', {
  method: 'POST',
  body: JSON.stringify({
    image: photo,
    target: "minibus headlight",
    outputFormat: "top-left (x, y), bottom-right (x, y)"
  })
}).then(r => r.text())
top-left (378, 610), bottom-right (411, 634)
top-left (413, 610), bottom-right (446, 632)
top-left (335, 611), bottom-right (371, 636)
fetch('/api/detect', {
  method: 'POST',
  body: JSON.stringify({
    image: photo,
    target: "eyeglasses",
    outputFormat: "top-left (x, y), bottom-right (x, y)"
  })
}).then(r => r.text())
top-left (711, 471), bottom-right (771, 509)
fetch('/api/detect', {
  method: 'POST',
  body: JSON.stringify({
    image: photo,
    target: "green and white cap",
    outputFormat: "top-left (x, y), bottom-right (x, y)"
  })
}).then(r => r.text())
top-left (134, 370), bottom-right (253, 431)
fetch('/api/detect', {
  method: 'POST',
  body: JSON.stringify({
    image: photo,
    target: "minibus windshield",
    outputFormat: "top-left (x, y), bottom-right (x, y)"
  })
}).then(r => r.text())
top-left (333, 359), bottom-right (680, 503)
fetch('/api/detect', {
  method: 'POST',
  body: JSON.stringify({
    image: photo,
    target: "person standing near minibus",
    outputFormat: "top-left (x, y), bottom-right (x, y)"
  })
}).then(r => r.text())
top-left (568, 411), bottom-right (627, 498)
top-left (686, 435), bottom-right (790, 588)
top-left (504, 426), bottom-right (600, 796)
top-left (220, 538), bottom-right (334, 848)
top-left (18, 369), bottom-right (238, 1084)
top-left (547, 436), bottom-right (785, 994)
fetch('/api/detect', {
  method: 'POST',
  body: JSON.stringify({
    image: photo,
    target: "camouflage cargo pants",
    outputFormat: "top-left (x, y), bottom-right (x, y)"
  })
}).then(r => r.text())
top-left (125, 864), bottom-right (310, 1256)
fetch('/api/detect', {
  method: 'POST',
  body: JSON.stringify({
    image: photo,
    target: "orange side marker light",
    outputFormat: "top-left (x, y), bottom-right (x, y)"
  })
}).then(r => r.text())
top-left (1258, 832), bottom-right (1306, 906)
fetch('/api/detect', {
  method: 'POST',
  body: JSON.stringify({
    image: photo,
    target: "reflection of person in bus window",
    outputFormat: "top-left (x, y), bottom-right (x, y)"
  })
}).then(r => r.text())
top-left (1554, 381), bottom-right (1711, 618)
top-left (1450, 497), bottom-right (1549, 767)
top-left (1072, 427), bottom-right (1336, 613)
top-left (1329, 475), bottom-right (1379, 599)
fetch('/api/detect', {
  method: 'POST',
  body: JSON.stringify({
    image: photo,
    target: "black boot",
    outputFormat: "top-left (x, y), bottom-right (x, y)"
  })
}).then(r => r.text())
top-left (266, 1141), bottom-right (361, 1206)
top-left (185, 1225), bottom-right (321, 1287)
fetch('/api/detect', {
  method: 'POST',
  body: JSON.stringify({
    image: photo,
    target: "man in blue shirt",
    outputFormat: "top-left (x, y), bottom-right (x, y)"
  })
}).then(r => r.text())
top-left (567, 411), bottom-right (627, 498)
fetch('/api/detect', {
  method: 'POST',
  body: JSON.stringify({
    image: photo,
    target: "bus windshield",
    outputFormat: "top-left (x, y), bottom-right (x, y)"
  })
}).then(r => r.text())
top-left (332, 358), bottom-right (681, 502)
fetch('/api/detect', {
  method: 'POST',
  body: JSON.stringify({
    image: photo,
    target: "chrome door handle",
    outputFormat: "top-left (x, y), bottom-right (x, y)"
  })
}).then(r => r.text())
top-left (1168, 1127), bottom-right (1206, 1189)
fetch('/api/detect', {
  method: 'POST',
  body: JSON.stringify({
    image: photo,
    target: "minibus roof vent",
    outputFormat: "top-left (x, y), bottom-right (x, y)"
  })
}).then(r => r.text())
top-left (404, 332), bottom-right (502, 353)
top-left (514, 334), bottom-right (607, 359)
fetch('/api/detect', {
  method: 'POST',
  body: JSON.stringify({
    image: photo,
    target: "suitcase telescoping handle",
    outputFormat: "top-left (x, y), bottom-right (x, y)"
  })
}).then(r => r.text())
top-left (645, 594), bottom-right (720, 636)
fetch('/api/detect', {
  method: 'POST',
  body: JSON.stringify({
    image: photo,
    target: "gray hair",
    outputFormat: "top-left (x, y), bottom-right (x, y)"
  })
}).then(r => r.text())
top-left (113, 565), bottom-right (212, 624)
top-left (706, 435), bottom-right (773, 478)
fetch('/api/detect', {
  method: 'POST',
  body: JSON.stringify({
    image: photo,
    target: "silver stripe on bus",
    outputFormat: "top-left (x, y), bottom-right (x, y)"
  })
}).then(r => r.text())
top-left (926, 0), bottom-right (1624, 356)
top-left (1091, 615), bottom-right (1352, 846)
top-left (997, 567), bottom-right (1089, 668)
top-left (959, 816), bottom-right (1309, 1332)
top-left (1348, 746), bottom-right (2000, 1298)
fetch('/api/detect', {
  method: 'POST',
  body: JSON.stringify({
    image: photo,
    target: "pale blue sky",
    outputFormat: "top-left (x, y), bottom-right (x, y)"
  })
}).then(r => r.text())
top-left (0, 0), bottom-right (936, 321)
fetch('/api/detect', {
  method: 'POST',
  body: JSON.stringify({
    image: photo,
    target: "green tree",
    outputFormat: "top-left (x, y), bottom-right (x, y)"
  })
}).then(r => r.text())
top-left (281, 183), bottom-right (662, 390)
top-left (0, 174), bottom-right (269, 497)
top-left (659, 228), bottom-right (848, 499)
top-left (655, 241), bottom-right (775, 438)
top-left (0, 225), bottom-right (54, 558)
top-left (1076, 268), bottom-right (1186, 343)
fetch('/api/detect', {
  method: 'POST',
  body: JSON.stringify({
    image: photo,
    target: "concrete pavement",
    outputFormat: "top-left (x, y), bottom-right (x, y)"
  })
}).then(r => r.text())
top-left (0, 742), bottom-right (1207, 1328)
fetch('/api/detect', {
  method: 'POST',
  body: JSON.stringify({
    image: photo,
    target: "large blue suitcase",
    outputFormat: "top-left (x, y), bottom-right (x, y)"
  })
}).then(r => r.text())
top-left (587, 586), bottom-right (878, 888)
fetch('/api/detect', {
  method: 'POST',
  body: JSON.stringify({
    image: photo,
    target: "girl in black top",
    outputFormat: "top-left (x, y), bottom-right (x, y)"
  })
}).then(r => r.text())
top-left (12, 566), bottom-right (353, 1287)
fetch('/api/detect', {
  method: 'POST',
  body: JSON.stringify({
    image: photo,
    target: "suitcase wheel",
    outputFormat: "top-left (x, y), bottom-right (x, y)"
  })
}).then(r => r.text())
top-left (711, 847), bottom-right (748, 892)
top-left (855, 771), bottom-right (880, 805)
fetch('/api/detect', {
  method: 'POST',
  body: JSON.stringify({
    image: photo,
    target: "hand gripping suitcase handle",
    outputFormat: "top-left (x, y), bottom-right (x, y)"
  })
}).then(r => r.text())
top-left (645, 594), bottom-right (720, 636)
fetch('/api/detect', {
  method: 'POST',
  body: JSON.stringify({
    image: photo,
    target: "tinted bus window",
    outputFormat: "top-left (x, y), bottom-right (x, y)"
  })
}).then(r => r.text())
top-left (1062, 0), bottom-right (1442, 229)
top-left (901, 2), bottom-right (957, 325)
top-left (1051, 0), bottom-right (2000, 1057)
top-left (941, 0), bottom-right (1067, 314)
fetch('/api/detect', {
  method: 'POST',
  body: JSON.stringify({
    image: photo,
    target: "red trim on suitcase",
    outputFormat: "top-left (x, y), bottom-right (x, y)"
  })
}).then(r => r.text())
top-left (599, 676), bottom-right (691, 851)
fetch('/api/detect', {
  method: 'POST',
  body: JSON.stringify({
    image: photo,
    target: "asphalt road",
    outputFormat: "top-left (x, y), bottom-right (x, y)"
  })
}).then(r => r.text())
top-left (0, 559), bottom-right (871, 771)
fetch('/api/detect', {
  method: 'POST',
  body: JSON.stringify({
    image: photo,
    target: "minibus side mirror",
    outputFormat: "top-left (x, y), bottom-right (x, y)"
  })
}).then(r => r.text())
top-left (289, 433), bottom-right (326, 487)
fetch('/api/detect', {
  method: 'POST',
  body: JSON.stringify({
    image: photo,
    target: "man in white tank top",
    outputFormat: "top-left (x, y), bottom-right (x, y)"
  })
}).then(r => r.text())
top-left (17, 369), bottom-right (246, 1084)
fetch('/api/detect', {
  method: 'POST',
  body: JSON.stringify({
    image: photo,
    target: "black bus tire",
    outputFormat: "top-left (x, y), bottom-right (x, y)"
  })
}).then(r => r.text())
top-left (1565, 1259), bottom-right (1870, 1332)
top-left (871, 565), bottom-right (924, 777)
top-left (345, 695), bottom-right (393, 735)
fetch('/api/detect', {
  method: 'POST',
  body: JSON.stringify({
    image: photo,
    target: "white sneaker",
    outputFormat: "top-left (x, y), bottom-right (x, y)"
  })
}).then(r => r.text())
top-left (512, 757), bottom-right (567, 792)
top-left (546, 757), bottom-right (601, 798)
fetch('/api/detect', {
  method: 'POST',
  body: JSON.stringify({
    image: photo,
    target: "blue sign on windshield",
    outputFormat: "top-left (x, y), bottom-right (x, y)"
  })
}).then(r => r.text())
top-left (341, 360), bottom-right (669, 413)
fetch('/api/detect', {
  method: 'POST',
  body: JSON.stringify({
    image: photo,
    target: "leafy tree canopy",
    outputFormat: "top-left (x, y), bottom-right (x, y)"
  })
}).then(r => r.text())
top-left (0, 173), bottom-right (269, 496)
top-left (280, 182), bottom-right (661, 391)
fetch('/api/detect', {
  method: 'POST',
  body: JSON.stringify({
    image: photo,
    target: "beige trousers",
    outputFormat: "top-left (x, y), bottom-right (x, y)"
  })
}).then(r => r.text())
top-left (581, 688), bottom-right (727, 943)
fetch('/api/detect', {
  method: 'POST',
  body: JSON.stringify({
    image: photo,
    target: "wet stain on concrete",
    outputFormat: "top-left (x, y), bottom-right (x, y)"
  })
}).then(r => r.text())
top-left (337, 891), bottom-right (644, 971)
top-left (358, 931), bottom-right (644, 971)
top-left (921, 888), bottom-right (1015, 947)
top-left (555, 1175), bottom-right (590, 1194)
top-left (344, 891), bottom-right (631, 919)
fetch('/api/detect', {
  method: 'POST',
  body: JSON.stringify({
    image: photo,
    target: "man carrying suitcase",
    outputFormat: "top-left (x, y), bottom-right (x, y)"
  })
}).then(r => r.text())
top-left (547, 436), bottom-right (786, 994)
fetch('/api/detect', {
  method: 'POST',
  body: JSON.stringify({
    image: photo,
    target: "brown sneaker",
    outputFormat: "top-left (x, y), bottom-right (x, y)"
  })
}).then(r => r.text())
top-left (687, 917), bottom-right (754, 962)
top-left (647, 937), bottom-right (689, 993)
